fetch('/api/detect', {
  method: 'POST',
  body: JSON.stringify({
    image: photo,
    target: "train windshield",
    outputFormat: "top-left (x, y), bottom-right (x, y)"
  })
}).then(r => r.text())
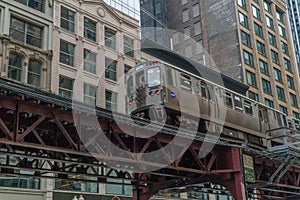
top-left (147, 67), bottom-right (161, 87)
top-left (127, 76), bottom-right (133, 96)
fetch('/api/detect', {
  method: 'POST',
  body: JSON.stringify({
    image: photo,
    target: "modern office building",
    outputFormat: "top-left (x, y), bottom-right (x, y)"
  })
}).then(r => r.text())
top-left (140, 0), bottom-right (170, 47)
top-left (141, 0), bottom-right (300, 119)
top-left (103, 0), bottom-right (140, 20)
top-left (286, 0), bottom-right (300, 82)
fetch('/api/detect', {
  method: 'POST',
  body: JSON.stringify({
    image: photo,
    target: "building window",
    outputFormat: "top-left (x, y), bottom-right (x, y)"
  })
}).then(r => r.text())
top-left (290, 93), bottom-right (298, 107)
top-left (14, 0), bottom-right (44, 12)
top-left (185, 45), bottom-right (192, 58)
top-left (273, 68), bottom-right (282, 82)
top-left (276, 9), bottom-right (284, 23)
top-left (287, 75), bottom-right (295, 89)
top-left (194, 21), bottom-right (201, 35)
top-left (28, 59), bottom-right (42, 87)
top-left (265, 98), bottom-right (274, 108)
top-left (124, 35), bottom-right (134, 58)
top-left (279, 105), bottom-right (288, 115)
top-left (254, 22), bottom-right (263, 38)
top-left (264, 0), bottom-right (272, 13)
top-left (184, 27), bottom-right (190, 40)
top-left (281, 41), bottom-right (289, 55)
top-left (173, 32), bottom-right (179, 45)
top-left (293, 111), bottom-right (300, 119)
top-left (241, 30), bottom-right (251, 47)
top-left (60, 6), bottom-right (75, 32)
top-left (60, 40), bottom-right (75, 66)
top-left (106, 90), bottom-right (117, 112)
top-left (155, 2), bottom-right (161, 15)
top-left (59, 75), bottom-right (74, 99)
top-left (266, 16), bottom-right (274, 30)
top-left (192, 4), bottom-right (200, 17)
top-left (248, 91), bottom-right (259, 102)
top-left (182, 9), bottom-right (189, 22)
top-left (252, 5), bottom-right (261, 20)
top-left (246, 70), bottom-right (257, 87)
top-left (105, 27), bottom-right (116, 49)
top-left (259, 59), bottom-right (268, 75)
top-left (10, 17), bottom-right (42, 48)
top-left (284, 58), bottom-right (292, 72)
top-left (8, 52), bottom-right (23, 81)
top-left (196, 40), bottom-right (203, 54)
top-left (271, 49), bottom-right (280, 64)
top-left (84, 17), bottom-right (97, 42)
top-left (268, 32), bottom-right (276, 47)
top-left (243, 50), bottom-right (254, 67)
top-left (84, 49), bottom-right (96, 74)
top-left (237, 0), bottom-right (247, 9)
top-left (105, 57), bottom-right (117, 81)
top-left (84, 83), bottom-right (97, 105)
top-left (181, 0), bottom-right (187, 5)
top-left (239, 12), bottom-right (249, 28)
top-left (256, 40), bottom-right (266, 56)
top-left (276, 86), bottom-right (285, 101)
top-left (278, 25), bottom-right (286, 38)
top-left (262, 78), bottom-right (272, 94)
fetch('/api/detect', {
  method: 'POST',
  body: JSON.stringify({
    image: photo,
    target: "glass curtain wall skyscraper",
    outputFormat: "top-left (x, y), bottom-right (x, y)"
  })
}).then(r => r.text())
top-left (104, 0), bottom-right (140, 19)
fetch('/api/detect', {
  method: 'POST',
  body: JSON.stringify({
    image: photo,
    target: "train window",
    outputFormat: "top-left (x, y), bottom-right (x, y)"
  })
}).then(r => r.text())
top-left (244, 100), bottom-right (253, 115)
top-left (127, 76), bottom-right (133, 96)
top-left (234, 95), bottom-right (243, 111)
top-left (224, 92), bottom-right (233, 108)
top-left (201, 83), bottom-right (207, 99)
top-left (166, 68), bottom-right (174, 86)
top-left (180, 73), bottom-right (192, 92)
top-left (207, 85), bottom-right (213, 101)
top-left (136, 70), bottom-right (144, 87)
top-left (147, 67), bottom-right (161, 87)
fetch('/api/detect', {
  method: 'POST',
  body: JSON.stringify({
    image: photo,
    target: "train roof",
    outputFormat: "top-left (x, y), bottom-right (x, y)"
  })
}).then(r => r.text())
top-left (141, 38), bottom-right (249, 96)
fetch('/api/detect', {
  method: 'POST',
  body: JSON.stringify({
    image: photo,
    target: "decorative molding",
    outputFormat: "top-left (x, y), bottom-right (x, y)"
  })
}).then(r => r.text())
top-left (97, 7), bottom-right (106, 18)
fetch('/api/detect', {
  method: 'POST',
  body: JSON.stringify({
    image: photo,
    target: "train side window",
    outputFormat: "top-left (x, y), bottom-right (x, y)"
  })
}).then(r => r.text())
top-left (201, 83), bottom-right (207, 99)
top-left (180, 73), bottom-right (192, 92)
top-left (244, 100), bottom-right (253, 115)
top-left (224, 92), bottom-right (233, 108)
top-left (207, 85), bottom-right (213, 101)
top-left (234, 95), bottom-right (243, 111)
top-left (166, 68), bottom-right (174, 86)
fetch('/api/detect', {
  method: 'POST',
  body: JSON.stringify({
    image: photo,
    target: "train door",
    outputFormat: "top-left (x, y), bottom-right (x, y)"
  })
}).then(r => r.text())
top-left (196, 81), bottom-right (210, 118)
top-left (259, 106), bottom-right (270, 133)
top-left (164, 67), bottom-right (179, 109)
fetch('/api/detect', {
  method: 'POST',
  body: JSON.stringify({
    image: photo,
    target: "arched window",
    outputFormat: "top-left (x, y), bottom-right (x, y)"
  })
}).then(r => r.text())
top-left (28, 59), bottom-right (42, 87)
top-left (8, 52), bottom-right (23, 81)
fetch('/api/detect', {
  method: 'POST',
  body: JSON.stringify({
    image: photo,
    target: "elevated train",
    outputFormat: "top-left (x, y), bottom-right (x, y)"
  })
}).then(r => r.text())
top-left (126, 61), bottom-right (300, 144)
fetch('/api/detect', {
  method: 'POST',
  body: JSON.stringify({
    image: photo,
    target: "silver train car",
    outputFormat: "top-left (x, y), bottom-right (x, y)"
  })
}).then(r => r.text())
top-left (126, 61), bottom-right (300, 144)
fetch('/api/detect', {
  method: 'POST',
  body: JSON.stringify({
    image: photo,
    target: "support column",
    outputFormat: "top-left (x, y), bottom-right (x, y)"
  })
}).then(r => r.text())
top-left (216, 147), bottom-right (246, 200)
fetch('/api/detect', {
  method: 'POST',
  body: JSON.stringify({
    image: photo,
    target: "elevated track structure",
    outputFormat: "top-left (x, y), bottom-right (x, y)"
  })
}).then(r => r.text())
top-left (0, 78), bottom-right (299, 199)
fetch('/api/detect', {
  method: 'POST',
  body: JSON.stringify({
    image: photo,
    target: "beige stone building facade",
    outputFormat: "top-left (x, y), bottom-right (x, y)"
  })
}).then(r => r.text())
top-left (52, 0), bottom-right (141, 114)
top-left (0, 0), bottom-right (140, 199)
top-left (0, 0), bottom-right (53, 90)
